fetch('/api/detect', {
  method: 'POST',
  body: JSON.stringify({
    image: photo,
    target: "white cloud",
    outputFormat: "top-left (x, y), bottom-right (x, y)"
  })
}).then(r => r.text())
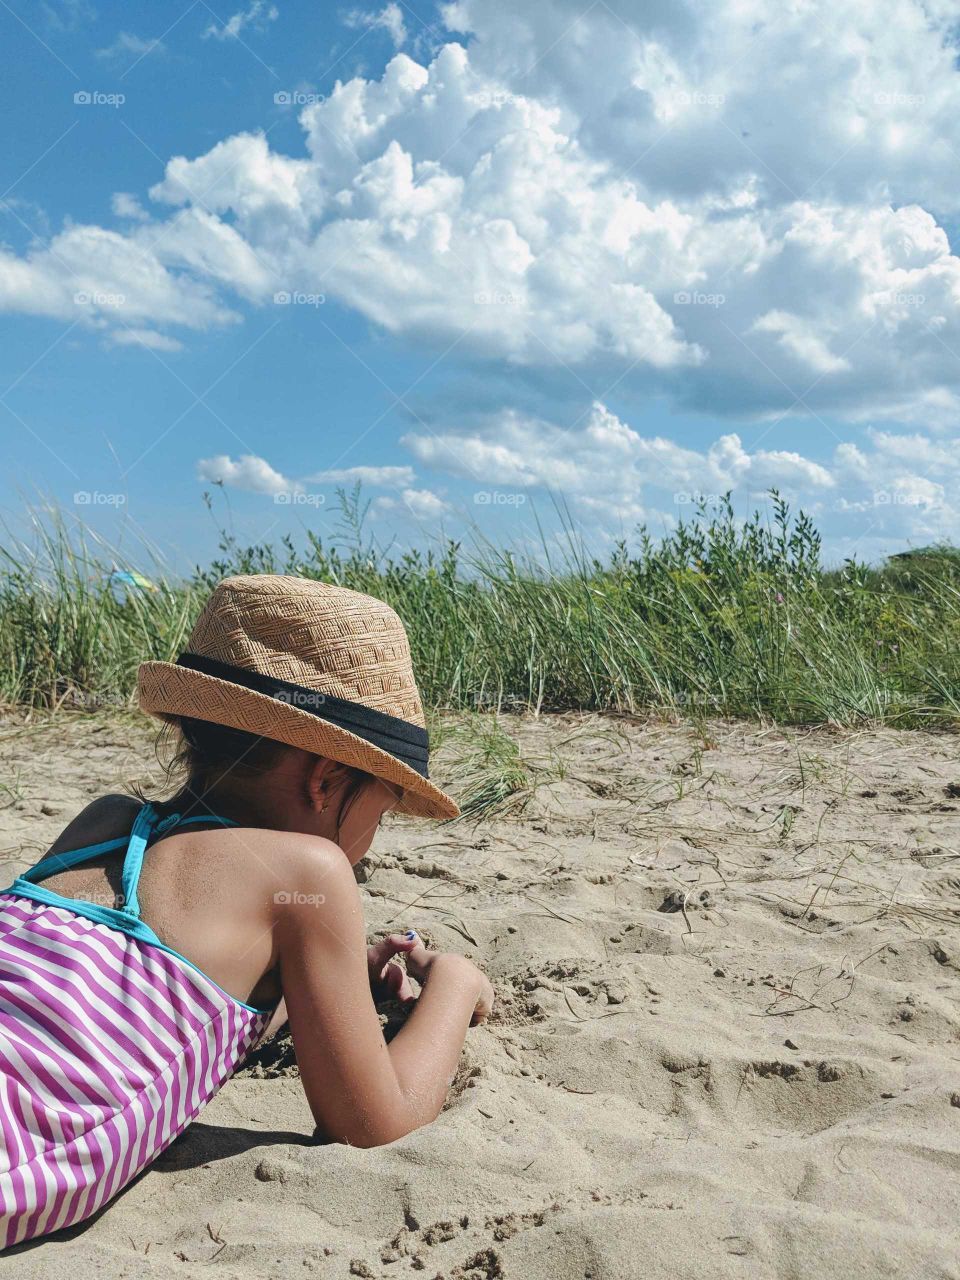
top-left (144, 206), bottom-right (274, 301)
top-left (344, 3), bottom-right (408, 49)
top-left (403, 401), bottom-right (841, 498)
top-left (305, 464), bottom-right (416, 486)
top-left (95, 32), bottom-right (162, 60)
top-left (862, 429), bottom-right (957, 468)
top-left (374, 487), bottom-right (450, 519)
top-left (400, 422), bottom-right (539, 487)
top-left (42, 0), bottom-right (94, 32)
top-left (1, 3), bottom-right (960, 425)
top-left (195, 452), bottom-right (445, 522)
top-left (197, 456), bottom-right (421, 497)
top-left (111, 192), bottom-right (150, 222)
top-left (747, 448), bottom-right (835, 490)
top-left (441, 0), bottom-right (960, 212)
top-left (203, 2), bottom-right (278, 41)
top-left (149, 133), bottom-right (317, 240)
top-left (194, 405), bottom-right (960, 549)
top-left (108, 328), bottom-right (183, 352)
top-left (750, 311), bottom-right (852, 376)
top-left (0, 223), bottom-right (238, 329)
top-left (197, 453), bottom-right (294, 495)
top-left (403, 399), bottom-right (960, 546)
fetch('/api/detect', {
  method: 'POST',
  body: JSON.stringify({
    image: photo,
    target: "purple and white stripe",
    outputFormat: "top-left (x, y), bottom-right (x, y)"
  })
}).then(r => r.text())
top-left (0, 894), bottom-right (269, 1248)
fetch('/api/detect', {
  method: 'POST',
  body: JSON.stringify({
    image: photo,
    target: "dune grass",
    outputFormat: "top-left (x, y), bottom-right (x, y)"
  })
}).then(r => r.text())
top-left (1, 490), bottom-right (958, 729)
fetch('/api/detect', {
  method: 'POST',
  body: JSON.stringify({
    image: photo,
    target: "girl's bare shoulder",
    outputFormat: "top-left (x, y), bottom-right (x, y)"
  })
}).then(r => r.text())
top-left (189, 828), bottom-right (358, 940)
top-left (229, 829), bottom-right (350, 880)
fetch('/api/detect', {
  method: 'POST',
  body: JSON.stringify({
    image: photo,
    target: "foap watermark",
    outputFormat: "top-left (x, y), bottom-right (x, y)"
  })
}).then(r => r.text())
top-left (74, 290), bottom-right (125, 308)
top-left (73, 90), bottom-right (125, 108)
top-left (274, 290), bottom-right (325, 307)
top-left (474, 290), bottom-right (524, 306)
top-left (675, 89), bottom-right (726, 108)
top-left (65, 689), bottom-right (131, 710)
top-left (274, 491), bottom-right (325, 507)
top-left (874, 90), bottom-right (925, 107)
top-left (74, 491), bottom-right (126, 506)
top-left (272, 688), bottom-right (329, 711)
top-left (873, 489), bottom-right (927, 507)
top-left (674, 490), bottom-right (725, 506)
top-left (474, 491), bottom-right (527, 506)
top-left (470, 89), bottom-right (522, 109)
top-left (72, 887), bottom-right (130, 909)
top-left (673, 290), bottom-right (725, 307)
top-left (274, 90), bottom-right (325, 107)
top-left (876, 291), bottom-right (925, 308)
top-left (274, 890), bottom-right (327, 906)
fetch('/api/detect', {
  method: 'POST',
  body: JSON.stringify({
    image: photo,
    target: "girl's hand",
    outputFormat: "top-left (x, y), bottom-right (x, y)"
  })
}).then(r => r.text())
top-left (404, 933), bottom-right (495, 1026)
top-left (402, 932), bottom-right (440, 985)
top-left (366, 933), bottom-right (419, 1006)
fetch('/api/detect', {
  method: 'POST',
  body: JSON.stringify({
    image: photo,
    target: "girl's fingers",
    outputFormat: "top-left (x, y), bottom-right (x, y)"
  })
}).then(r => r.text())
top-left (368, 933), bottom-right (419, 969)
top-left (395, 971), bottom-right (417, 1003)
top-left (382, 960), bottom-right (418, 1004)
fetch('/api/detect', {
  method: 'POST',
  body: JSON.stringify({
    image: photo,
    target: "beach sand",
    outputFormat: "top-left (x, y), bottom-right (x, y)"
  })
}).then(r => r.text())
top-left (1, 711), bottom-right (959, 1279)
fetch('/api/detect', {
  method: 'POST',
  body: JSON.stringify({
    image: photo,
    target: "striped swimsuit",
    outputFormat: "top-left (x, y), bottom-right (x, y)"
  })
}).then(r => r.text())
top-left (0, 802), bottom-right (273, 1249)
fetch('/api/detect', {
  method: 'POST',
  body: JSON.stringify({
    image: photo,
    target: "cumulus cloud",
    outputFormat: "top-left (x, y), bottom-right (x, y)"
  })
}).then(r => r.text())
top-left (403, 401), bottom-right (843, 497)
top-left (193, 406), bottom-right (960, 551)
top-left (441, 0), bottom-right (960, 212)
top-left (0, 223), bottom-right (238, 329)
top-left (197, 453), bottom-right (294, 495)
top-left (750, 312), bottom-right (852, 377)
top-left (197, 456), bottom-right (421, 497)
top-left (197, 450), bottom-right (449, 520)
top-left (403, 400), bottom-right (960, 547)
top-left (1, 2), bottom-right (960, 427)
top-left (373, 487), bottom-right (450, 519)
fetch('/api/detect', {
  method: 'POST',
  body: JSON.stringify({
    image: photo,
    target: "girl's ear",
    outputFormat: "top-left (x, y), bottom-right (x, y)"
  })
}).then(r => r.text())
top-left (306, 756), bottom-right (335, 813)
top-left (306, 757), bottom-right (356, 813)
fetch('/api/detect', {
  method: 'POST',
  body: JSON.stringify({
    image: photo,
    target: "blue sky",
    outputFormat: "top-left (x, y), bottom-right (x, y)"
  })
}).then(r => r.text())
top-left (2, 0), bottom-right (960, 572)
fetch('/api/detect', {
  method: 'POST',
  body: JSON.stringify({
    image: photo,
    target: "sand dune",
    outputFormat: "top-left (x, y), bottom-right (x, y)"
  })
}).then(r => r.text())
top-left (1, 712), bottom-right (959, 1278)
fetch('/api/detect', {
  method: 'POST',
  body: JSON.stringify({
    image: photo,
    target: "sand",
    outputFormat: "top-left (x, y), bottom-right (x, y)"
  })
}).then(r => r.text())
top-left (1, 710), bottom-right (959, 1279)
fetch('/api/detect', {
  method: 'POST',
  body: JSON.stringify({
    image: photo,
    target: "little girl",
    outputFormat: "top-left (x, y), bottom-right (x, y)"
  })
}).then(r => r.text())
top-left (0, 574), bottom-right (493, 1248)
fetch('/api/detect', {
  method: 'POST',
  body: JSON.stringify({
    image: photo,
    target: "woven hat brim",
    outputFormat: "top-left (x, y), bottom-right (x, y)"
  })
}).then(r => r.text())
top-left (137, 661), bottom-right (459, 821)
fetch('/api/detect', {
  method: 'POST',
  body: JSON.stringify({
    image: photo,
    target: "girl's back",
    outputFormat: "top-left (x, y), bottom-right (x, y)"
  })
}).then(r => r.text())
top-left (36, 795), bottom-right (283, 1010)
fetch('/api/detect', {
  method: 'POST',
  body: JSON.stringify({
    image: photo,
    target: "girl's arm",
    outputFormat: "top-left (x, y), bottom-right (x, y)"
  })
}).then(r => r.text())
top-left (274, 838), bottom-right (491, 1148)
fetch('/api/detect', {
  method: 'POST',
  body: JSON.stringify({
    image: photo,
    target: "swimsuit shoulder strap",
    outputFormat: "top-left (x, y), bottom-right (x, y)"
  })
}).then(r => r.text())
top-left (20, 802), bottom-right (237, 920)
top-left (120, 804), bottom-right (237, 919)
top-left (19, 835), bottom-right (129, 884)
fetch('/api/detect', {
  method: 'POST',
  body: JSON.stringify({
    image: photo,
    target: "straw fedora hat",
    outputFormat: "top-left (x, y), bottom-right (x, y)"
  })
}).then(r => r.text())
top-left (138, 574), bottom-right (458, 820)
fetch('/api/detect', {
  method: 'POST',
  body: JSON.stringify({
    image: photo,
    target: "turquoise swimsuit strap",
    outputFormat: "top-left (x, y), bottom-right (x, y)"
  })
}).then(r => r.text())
top-left (23, 803), bottom-right (237, 922)
top-left (120, 804), bottom-right (238, 920)
top-left (20, 836), bottom-right (128, 883)
top-left (119, 804), bottom-right (161, 920)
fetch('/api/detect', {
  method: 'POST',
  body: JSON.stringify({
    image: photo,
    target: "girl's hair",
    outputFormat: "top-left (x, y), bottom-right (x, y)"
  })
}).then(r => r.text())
top-left (144, 717), bottom-right (374, 809)
top-left (174, 717), bottom-right (292, 792)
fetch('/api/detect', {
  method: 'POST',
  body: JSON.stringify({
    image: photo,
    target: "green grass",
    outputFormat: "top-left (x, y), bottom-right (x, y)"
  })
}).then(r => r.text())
top-left (1, 488), bottom-right (959, 729)
top-left (436, 715), bottom-right (552, 820)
